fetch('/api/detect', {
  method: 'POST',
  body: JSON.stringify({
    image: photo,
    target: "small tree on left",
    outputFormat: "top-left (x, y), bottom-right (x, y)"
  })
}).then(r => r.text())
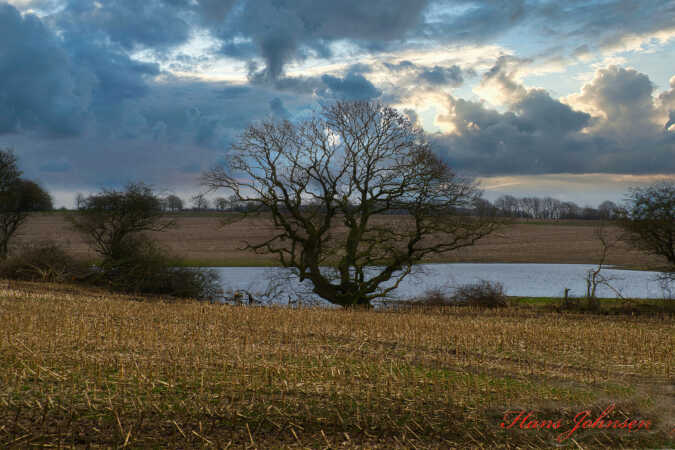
top-left (68, 182), bottom-right (174, 261)
top-left (0, 148), bottom-right (53, 258)
top-left (68, 183), bottom-right (220, 300)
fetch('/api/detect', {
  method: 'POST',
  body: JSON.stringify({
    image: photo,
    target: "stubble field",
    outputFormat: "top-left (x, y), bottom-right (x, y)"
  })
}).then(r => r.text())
top-left (0, 280), bottom-right (673, 448)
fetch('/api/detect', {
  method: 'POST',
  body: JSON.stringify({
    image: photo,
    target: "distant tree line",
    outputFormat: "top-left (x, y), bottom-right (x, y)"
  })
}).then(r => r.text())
top-left (152, 192), bottom-right (621, 220)
top-left (156, 194), bottom-right (261, 213)
top-left (489, 195), bottom-right (618, 220)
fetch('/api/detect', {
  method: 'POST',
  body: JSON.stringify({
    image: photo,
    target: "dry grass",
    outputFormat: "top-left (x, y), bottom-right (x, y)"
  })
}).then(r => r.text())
top-left (14, 213), bottom-right (667, 268)
top-left (0, 280), bottom-right (673, 448)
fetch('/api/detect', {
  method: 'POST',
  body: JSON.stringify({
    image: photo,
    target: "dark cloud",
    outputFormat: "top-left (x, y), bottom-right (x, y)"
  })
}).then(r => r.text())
top-left (215, 0), bottom-right (430, 79)
top-left (319, 73), bottom-right (382, 100)
top-left (0, 2), bottom-right (160, 139)
top-left (0, 4), bottom-right (88, 136)
top-left (666, 111), bottom-right (675, 132)
top-left (433, 64), bottom-right (675, 175)
top-left (513, 89), bottom-right (590, 135)
top-left (62, 34), bottom-right (159, 129)
top-left (7, 78), bottom-right (314, 192)
top-left (0, 2), bottom-right (312, 191)
top-left (247, 71), bottom-right (325, 96)
top-left (258, 33), bottom-right (299, 81)
top-left (39, 159), bottom-right (72, 173)
top-left (193, 0), bottom-right (237, 25)
top-left (2, 0), bottom-right (674, 202)
top-left (434, 96), bottom-right (597, 175)
top-left (419, 65), bottom-right (464, 86)
top-left (270, 98), bottom-right (291, 119)
top-left (247, 69), bottom-right (382, 100)
top-left (383, 60), bottom-right (416, 72)
top-left (423, 0), bottom-right (526, 43)
top-left (534, 0), bottom-right (675, 51)
top-left (215, 86), bottom-right (252, 98)
top-left (54, 0), bottom-right (192, 51)
top-left (346, 63), bottom-right (373, 74)
top-left (382, 60), bottom-right (471, 89)
top-left (11, 0), bottom-right (675, 86)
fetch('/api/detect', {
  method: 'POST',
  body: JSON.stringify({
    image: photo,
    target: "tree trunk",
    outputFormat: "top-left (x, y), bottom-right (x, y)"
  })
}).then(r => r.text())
top-left (0, 238), bottom-right (8, 260)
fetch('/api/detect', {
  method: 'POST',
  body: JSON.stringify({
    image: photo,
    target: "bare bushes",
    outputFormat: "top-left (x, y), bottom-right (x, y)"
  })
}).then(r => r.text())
top-left (414, 288), bottom-right (455, 306)
top-left (0, 241), bottom-right (89, 282)
top-left (95, 237), bottom-right (222, 301)
top-left (0, 238), bottom-right (222, 301)
top-left (404, 280), bottom-right (508, 309)
top-left (63, 183), bottom-right (223, 301)
top-left (454, 280), bottom-right (508, 307)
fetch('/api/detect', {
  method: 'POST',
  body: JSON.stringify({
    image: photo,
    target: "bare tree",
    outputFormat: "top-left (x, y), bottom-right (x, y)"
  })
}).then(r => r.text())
top-left (560, 201), bottom-right (581, 219)
top-left (68, 183), bottom-right (174, 260)
top-left (0, 179), bottom-right (52, 258)
top-left (0, 149), bottom-right (52, 258)
top-left (0, 149), bottom-right (20, 192)
top-left (598, 200), bottom-right (617, 220)
top-left (542, 197), bottom-right (561, 220)
top-left (472, 198), bottom-right (497, 216)
top-left (191, 193), bottom-right (210, 211)
top-left (166, 194), bottom-right (184, 212)
top-left (581, 206), bottom-right (600, 220)
top-left (214, 197), bottom-right (228, 211)
top-left (519, 197), bottom-right (541, 219)
top-left (75, 193), bottom-right (86, 210)
top-left (204, 100), bottom-right (500, 307)
top-left (616, 181), bottom-right (674, 268)
top-left (584, 224), bottom-right (623, 309)
top-left (495, 195), bottom-right (519, 217)
top-left (17, 180), bottom-right (53, 211)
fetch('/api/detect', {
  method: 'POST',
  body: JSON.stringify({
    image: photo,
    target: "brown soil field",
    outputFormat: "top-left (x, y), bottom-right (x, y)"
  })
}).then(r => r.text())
top-left (15, 212), bottom-right (667, 268)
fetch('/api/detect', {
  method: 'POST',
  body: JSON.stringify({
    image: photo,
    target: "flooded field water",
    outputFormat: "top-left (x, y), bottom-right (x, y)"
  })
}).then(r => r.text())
top-left (206, 263), bottom-right (671, 304)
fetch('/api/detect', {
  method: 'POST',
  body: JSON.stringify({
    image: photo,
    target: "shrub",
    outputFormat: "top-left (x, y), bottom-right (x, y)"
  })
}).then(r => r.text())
top-left (410, 288), bottom-right (456, 306)
top-left (400, 282), bottom-right (508, 309)
top-left (96, 237), bottom-right (222, 301)
top-left (0, 242), bottom-right (89, 283)
top-left (453, 280), bottom-right (508, 308)
top-left (0, 238), bottom-right (222, 302)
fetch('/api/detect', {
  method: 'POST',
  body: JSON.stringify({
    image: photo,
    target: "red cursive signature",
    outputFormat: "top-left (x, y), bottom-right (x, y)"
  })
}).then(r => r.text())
top-left (500, 404), bottom-right (652, 442)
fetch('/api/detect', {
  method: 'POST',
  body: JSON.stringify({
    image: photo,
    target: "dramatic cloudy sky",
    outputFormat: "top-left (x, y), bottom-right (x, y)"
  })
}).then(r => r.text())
top-left (1, 0), bottom-right (674, 207)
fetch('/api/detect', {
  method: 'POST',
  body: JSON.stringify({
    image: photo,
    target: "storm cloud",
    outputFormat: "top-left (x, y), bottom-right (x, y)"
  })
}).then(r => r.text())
top-left (0, 0), bottom-right (673, 204)
top-left (219, 0), bottom-right (430, 79)
top-left (434, 64), bottom-right (675, 175)
top-left (319, 73), bottom-right (382, 100)
top-left (12, 0), bottom-right (675, 81)
top-left (419, 65), bottom-right (465, 87)
top-left (5, 78), bottom-right (313, 191)
top-left (54, 0), bottom-right (192, 51)
top-left (0, 4), bottom-right (88, 136)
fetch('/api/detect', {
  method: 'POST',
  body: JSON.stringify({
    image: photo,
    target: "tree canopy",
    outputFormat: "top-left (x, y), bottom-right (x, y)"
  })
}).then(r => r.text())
top-left (205, 100), bottom-right (499, 307)
top-left (0, 149), bottom-right (53, 258)
top-left (68, 183), bottom-right (174, 260)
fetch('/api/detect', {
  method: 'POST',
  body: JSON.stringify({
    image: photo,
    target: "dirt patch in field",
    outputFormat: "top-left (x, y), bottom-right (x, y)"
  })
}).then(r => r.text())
top-left (16, 212), bottom-right (665, 267)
